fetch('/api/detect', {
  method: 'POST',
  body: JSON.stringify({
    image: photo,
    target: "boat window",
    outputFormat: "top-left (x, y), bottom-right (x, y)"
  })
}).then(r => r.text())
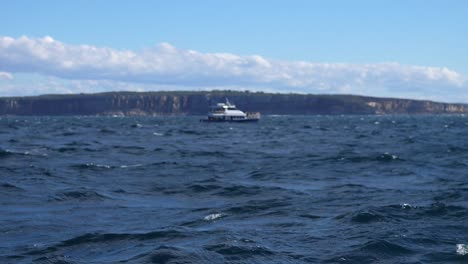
top-left (212, 107), bottom-right (224, 112)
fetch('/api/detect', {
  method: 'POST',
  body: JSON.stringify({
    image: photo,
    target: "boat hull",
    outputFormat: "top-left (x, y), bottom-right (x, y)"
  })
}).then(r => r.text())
top-left (200, 118), bottom-right (259, 123)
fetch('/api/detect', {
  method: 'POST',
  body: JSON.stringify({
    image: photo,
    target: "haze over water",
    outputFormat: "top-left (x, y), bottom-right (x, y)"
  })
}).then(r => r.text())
top-left (1, 115), bottom-right (468, 263)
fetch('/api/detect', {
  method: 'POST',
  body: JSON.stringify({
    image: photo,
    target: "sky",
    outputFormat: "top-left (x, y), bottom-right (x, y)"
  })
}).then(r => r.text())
top-left (1, 0), bottom-right (467, 102)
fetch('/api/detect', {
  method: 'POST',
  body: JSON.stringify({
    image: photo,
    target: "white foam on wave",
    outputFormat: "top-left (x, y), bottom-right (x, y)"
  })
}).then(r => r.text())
top-left (1, 148), bottom-right (48, 157)
top-left (400, 203), bottom-right (413, 209)
top-left (204, 213), bottom-right (224, 221)
top-left (120, 164), bottom-right (144, 168)
top-left (87, 163), bottom-right (111, 169)
top-left (383, 152), bottom-right (398, 160)
top-left (456, 244), bottom-right (468, 255)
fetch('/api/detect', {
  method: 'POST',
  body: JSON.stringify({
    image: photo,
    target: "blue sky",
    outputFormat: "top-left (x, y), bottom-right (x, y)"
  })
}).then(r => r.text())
top-left (1, 0), bottom-right (468, 102)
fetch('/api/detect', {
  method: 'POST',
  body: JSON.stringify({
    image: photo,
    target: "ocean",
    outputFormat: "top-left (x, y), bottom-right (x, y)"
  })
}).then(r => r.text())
top-left (0, 115), bottom-right (467, 263)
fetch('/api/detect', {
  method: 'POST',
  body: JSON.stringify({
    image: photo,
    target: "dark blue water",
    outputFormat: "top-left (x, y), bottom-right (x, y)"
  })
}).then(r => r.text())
top-left (1, 115), bottom-right (467, 263)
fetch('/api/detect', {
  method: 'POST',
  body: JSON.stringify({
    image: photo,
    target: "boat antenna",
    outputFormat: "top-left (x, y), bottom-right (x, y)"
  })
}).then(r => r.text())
top-left (226, 97), bottom-right (230, 105)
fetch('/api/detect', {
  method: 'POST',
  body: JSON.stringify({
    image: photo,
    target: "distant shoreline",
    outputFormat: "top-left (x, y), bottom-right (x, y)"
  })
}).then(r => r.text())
top-left (0, 90), bottom-right (466, 116)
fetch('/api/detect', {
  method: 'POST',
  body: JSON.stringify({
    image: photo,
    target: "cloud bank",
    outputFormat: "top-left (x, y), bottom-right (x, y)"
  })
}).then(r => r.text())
top-left (0, 36), bottom-right (467, 102)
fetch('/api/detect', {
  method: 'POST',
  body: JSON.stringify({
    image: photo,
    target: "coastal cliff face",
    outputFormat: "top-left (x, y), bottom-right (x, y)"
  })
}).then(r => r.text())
top-left (0, 91), bottom-right (466, 116)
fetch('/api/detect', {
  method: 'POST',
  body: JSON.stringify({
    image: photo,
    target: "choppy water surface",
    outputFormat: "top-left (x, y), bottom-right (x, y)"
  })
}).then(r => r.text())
top-left (1, 115), bottom-right (467, 263)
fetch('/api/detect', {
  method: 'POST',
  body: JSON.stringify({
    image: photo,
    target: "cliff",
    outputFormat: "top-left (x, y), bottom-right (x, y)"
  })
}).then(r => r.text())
top-left (0, 91), bottom-right (466, 116)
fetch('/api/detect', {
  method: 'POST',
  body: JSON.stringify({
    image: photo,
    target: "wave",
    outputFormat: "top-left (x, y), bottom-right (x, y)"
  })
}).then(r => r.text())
top-left (457, 244), bottom-right (468, 256)
top-left (52, 188), bottom-right (110, 202)
top-left (422, 251), bottom-right (468, 263)
top-left (70, 163), bottom-right (144, 170)
top-left (126, 245), bottom-right (220, 264)
top-left (0, 148), bottom-right (48, 158)
top-left (188, 184), bottom-right (222, 193)
top-left (297, 213), bottom-right (322, 220)
top-left (177, 149), bottom-right (232, 159)
top-left (304, 151), bottom-right (404, 165)
top-left (204, 243), bottom-right (274, 257)
top-left (64, 141), bottom-right (91, 147)
top-left (350, 210), bottom-right (385, 223)
top-left (338, 203), bottom-right (468, 224)
top-left (55, 147), bottom-right (77, 153)
top-left (342, 152), bottom-right (402, 163)
top-left (60, 131), bottom-right (78, 136)
top-left (0, 148), bottom-right (28, 158)
top-left (178, 129), bottom-right (204, 135)
top-left (328, 183), bottom-right (380, 193)
top-left (70, 163), bottom-right (115, 170)
top-left (60, 230), bottom-right (187, 246)
top-left (99, 128), bottom-right (117, 134)
top-left (421, 203), bottom-right (468, 217)
top-left (246, 169), bottom-right (272, 179)
top-left (27, 229), bottom-right (189, 256)
top-left (0, 148), bottom-right (13, 158)
top-left (111, 145), bottom-right (145, 150)
top-left (226, 198), bottom-right (291, 215)
top-left (214, 185), bottom-right (263, 197)
top-left (359, 239), bottom-right (415, 255)
top-left (32, 255), bottom-right (78, 264)
top-left (203, 213), bottom-right (224, 221)
top-left (326, 239), bottom-right (415, 263)
top-left (0, 182), bottom-right (23, 191)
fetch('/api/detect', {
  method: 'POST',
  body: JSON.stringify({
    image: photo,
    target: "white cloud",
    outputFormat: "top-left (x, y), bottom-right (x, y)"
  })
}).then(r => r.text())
top-left (0, 71), bottom-right (13, 80)
top-left (0, 35), bottom-right (467, 102)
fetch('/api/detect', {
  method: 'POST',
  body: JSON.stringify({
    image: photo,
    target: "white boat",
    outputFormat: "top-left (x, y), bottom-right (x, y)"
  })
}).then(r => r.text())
top-left (200, 99), bottom-right (260, 122)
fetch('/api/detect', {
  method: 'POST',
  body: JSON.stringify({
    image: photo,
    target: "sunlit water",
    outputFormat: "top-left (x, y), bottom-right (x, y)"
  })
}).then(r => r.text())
top-left (1, 115), bottom-right (467, 263)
